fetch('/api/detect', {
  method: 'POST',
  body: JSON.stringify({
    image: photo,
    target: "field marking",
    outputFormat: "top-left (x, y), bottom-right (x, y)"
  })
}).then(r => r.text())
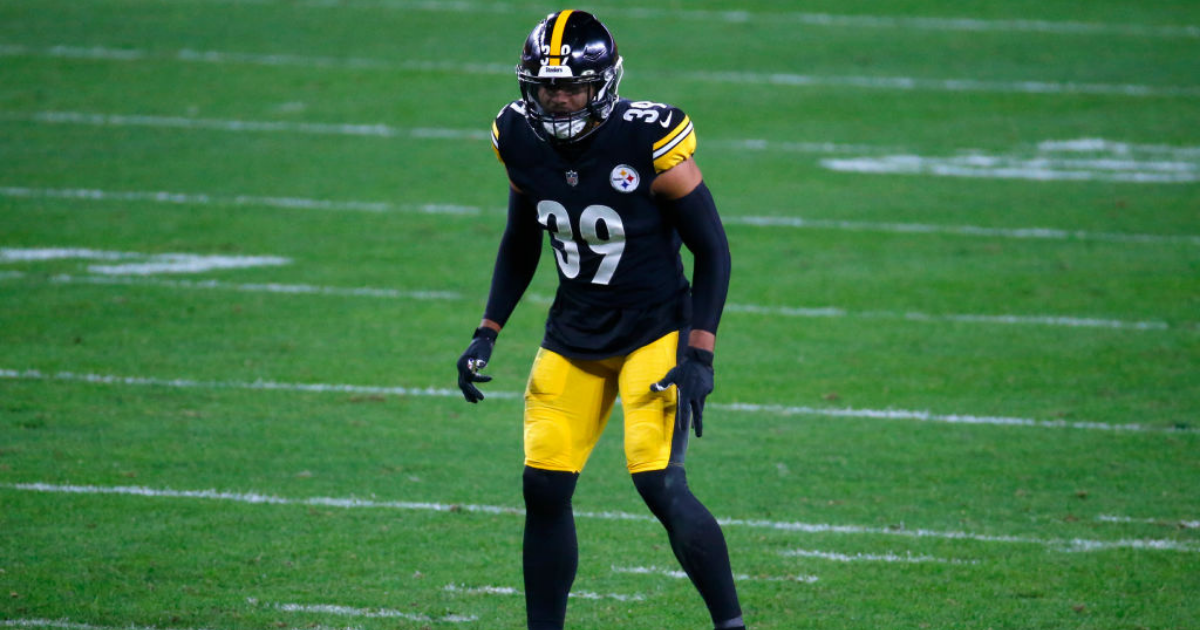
top-left (6, 482), bottom-right (1199, 554)
top-left (822, 137), bottom-right (1200, 184)
top-left (731, 216), bottom-right (1200, 247)
top-left (443, 583), bottom-right (645, 602)
top-left (611, 565), bottom-right (819, 584)
top-left (5, 184), bottom-right (1198, 247)
top-left (1038, 138), bottom-right (1200, 158)
top-left (0, 109), bottom-right (489, 140)
top-left (68, 0), bottom-right (1200, 39)
top-left (719, 302), bottom-right (1173, 332)
top-left (821, 154), bottom-right (1200, 183)
top-left (717, 400), bottom-right (1199, 434)
top-left (1097, 514), bottom-right (1200, 529)
top-left (8, 109), bottom-right (1200, 187)
top-left (1, 265), bottom-right (1184, 334)
top-left (0, 247), bottom-right (290, 275)
top-left (2, 619), bottom-right (357, 630)
top-left (1, 270), bottom-right (1178, 332)
top-left (781, 548), bottom-right (978, 565)
top-left (0, 367), bottom-right (511, 400)
top-left (3, 44), bottom-right (1199, 98)
top-left (8, 106), bottom-right (1200, 186)
top-left (0, 185), bottom-right (480, 215)
top-left (44, 273), bottom-right (462, 300)
top-left (1, 367), bottom-right (1191, 435)
top-left (271, 601), bottom-right (476, 622)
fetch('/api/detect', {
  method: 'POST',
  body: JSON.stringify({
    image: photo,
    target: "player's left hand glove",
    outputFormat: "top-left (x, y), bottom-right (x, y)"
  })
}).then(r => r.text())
top-left (650, 346), bottom-right (714, 438)
top-left (456, 326), bottom-right (498, 403)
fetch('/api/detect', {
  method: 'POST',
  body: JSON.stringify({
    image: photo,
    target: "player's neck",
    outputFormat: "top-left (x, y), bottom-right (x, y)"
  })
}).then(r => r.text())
top-left (551, 124), bottom-right (599, 160)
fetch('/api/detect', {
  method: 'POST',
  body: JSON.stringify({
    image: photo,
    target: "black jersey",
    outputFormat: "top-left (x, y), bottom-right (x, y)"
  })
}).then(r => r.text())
top-left (491, 98), bottom-right (700, 359)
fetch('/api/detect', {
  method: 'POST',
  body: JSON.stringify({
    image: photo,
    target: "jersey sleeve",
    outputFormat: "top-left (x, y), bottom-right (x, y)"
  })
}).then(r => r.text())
top-left (491, 118), bottom-right (503, 163)
top-left (490, 101), bottom-right (525, 165)
top-left (651, 108), bottom-right (697, 174)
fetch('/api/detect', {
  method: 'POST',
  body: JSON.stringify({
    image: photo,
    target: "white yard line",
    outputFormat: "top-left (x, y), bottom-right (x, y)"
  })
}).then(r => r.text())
top-left (0, 109), bottom-right (488, 140)
top-left (46, 273), bottom-right (462, 300)
top-left (443, 584), bottom-right (644, 601)
top-left (0, 268), bottom-right (1182, 334)
top-left (611, 565), bottom-right (819, 584)
top-left (5, 185), bottom-right (1198, 246)
top-left (0, 367), bottom-right (1187, 434)
top-left (713, 401), bottom-right (1193, 433)
top-left (7, 107), bottom-right (1200, 186)
top-left (3, 619), bottom-right (359, 630)
top-left (0, 367), bottom-right (507, 400)
top-left (1, 621), bottom-right (191, 630)
top-left (5, 481), bottom-right (1198, 553)
top-left (730, 216), bottom-right (1200, 247)
top-left (1097, 514), bottom-right (1200, 529)
top-left (820, 154), bottom-right (1200, 183)
top-left (2, 44), bottom-right (1198, 98)
top-left (0, 247), bottom-right (290, 275)
top-left (271, 602), bottom-right (475, 622)
top-left (95, 0), bottom-right (1200, 39)
top-left (0, 185), bottom-right (481, 214)
top-left (781, 549), bottom-right (978, 564)
top-left (720, 302), bottom-right (1172, 331)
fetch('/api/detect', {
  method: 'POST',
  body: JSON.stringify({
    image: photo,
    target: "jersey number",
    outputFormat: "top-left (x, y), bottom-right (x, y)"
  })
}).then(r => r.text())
top-left (623, 101), bottom-right (669, 125)
top-left (536, 201), bottom-right (626, 285)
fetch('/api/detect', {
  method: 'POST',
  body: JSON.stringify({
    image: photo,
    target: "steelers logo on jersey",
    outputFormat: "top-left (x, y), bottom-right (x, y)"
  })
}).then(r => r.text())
top-left (610, 164), bottom-right (640, 193)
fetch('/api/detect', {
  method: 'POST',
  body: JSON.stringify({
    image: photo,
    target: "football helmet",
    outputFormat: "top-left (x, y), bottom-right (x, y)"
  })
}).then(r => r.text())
top-left (516, 10), bottom-right (623, 143)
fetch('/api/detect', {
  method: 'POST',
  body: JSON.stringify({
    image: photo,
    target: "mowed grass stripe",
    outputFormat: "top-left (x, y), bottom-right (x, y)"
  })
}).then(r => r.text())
top-left (68, 0), bottom-right (1200, 39)
top-left (6, 482), bottom-right (1198, 553)
top-left (9, 111), bottom-right (1200, 182)
top-left (0, 271), bottom-right (1179, 332)
top-left (5, 185), bottom-right (1198, 246)
top-left (0, 367), bottom-right (1191, 433)
top-left (3, 44), bottom-right (1198, 98)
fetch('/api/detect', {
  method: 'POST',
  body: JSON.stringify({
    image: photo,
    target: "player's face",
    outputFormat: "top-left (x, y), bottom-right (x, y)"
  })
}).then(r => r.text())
top-left (538, 82), bottom-right (591, 114)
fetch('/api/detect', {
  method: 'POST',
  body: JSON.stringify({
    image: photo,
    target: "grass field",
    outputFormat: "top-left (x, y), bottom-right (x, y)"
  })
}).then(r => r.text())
top-left (2, 1), bottom-right (1199, 629)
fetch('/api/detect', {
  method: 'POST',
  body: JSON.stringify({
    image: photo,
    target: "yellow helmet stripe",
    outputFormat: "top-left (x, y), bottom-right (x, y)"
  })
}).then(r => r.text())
top-left (548, 9), bottom-right (575, 66)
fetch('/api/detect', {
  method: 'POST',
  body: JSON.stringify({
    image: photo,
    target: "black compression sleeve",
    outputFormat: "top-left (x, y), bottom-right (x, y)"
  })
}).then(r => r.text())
top-left (483, 188), bottom-right (543, 327)
top-left (664, 182), bottom-right (731, 335)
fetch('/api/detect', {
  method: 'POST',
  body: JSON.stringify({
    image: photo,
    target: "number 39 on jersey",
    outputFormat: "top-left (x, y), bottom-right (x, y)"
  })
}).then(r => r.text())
top-left (537, 200), bottom-right (626, 285)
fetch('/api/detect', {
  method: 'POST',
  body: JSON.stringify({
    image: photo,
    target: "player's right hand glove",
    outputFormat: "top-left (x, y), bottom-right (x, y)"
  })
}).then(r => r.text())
top-left (650, 346), bottom-right (715, 438)
top-left (456, 326), bottom-right (498, 403)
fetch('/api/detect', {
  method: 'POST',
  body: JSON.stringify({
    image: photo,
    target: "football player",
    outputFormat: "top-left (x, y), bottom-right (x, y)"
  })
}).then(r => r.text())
top-left (456, 10), bottom-right (746, 630)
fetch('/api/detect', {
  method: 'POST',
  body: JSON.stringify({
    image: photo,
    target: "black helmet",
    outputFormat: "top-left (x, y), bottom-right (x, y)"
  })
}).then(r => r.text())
top-left (516, 10), bottom-right (623, 143)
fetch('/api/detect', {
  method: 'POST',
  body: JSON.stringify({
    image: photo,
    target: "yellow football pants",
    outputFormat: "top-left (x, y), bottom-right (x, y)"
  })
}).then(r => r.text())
top-left (523, 331), bottom-right (680, 474)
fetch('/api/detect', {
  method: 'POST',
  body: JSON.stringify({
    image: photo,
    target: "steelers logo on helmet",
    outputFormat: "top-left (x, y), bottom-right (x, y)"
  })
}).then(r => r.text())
top-left (516, 10), bottom-right (624, 144)
top-left (610, 164), bottom-right (640, 193)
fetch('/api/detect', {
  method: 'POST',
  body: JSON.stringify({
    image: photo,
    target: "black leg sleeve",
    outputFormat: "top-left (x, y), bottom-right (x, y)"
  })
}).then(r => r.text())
top-left (523, 466), bottom-right (580, 630)
top-left (633, 466), bottom-right (744, 628)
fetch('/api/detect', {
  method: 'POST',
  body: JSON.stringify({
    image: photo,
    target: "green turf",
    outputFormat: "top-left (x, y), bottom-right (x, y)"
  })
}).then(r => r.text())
top-left (2, 1), bottom-right (1198, 629)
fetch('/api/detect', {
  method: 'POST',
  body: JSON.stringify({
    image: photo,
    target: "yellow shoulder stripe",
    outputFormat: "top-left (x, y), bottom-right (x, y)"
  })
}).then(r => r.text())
top-left (652, 115), bottom-right (696, 173)
top-left (491, 120), bottom-right (504, 163)
top-left (653, 115), bottom-right (691, 152)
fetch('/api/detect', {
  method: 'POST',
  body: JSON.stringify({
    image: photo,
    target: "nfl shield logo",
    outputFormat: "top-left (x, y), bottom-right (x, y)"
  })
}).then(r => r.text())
top-left (565, 170), bottom-right (579, 187)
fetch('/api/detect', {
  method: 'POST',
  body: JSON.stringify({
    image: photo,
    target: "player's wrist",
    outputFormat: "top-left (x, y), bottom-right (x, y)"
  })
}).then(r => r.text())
top-left (683, 346), bottom-right (713, 367)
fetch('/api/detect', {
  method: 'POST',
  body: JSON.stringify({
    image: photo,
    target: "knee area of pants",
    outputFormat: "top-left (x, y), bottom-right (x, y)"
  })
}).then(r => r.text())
top-left (523, 467), bottom-right (577, 512)
top-left (632, 467), bottom-right (691, 510)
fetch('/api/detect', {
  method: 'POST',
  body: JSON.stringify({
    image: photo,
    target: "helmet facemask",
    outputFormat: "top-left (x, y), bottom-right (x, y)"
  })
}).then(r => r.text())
top-left (515, 11), bottom-right (623, 144)
top-left (518, 57), bottom-right (623, 143)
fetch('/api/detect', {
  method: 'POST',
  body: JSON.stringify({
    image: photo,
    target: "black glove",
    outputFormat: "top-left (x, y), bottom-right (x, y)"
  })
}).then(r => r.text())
top-left (456, 326), bottom-right (498, 403)
top-left (650, 346), bottom-right (714, 437)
